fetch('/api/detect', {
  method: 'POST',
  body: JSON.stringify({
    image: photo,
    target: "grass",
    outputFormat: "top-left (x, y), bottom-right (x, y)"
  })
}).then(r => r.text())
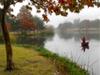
top-left (32, 46), bottom-right (89, 75)
top-left (35, 31), bottom-right (54, 36)
top-left (0, 31), bottom-right (89, 75)
top-left (9, 30), bottom-right (54, 37)
top-left (0, 45), bottom-right (56, 75)
top-left (0, 44), bottom-right (89, 75)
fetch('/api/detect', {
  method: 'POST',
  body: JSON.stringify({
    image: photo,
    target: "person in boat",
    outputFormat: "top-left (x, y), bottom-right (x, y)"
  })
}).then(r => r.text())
top-left (81, 37), bottom-right (89, 52)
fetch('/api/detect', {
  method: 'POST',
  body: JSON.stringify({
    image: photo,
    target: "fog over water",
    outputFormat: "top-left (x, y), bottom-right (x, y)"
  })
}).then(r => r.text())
top-left (44, 19), bottom-right (100, 75)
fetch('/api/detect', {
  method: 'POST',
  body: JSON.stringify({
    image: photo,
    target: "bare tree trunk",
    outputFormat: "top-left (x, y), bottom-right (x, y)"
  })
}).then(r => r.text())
top-left (1, 10), bottom-right (14, 71)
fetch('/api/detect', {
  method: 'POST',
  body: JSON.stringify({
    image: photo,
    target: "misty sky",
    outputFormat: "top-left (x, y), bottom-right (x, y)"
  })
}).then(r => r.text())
top-left (11, 0), bottom-right (100, 28)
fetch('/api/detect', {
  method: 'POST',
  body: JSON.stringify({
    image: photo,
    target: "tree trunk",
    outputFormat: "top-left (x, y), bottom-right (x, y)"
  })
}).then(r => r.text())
top-left (1, 10), bottom-right (14, 71)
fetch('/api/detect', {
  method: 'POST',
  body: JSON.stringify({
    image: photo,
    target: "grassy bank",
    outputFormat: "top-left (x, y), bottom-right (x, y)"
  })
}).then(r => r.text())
top-left (32, 31), bottom-right (54, 36)
top-left (0, 45), bottom-right (56, 75)
top-left (9, 30), bottom-right (54, 37)
top-left (0, 44), bottom-right (89, 75)
top-left (32, 45), bottom-right (89, 75)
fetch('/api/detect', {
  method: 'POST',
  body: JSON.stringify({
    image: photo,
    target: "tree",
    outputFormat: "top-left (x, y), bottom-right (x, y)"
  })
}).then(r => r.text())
top-left (5, 16), bottom-right (20, 31)
top-left (17, 6), bottom-right (36, 31)
top-left (33, 16), bottom-right (45, 31)
top-left (11, 19), bottom-right (20, 31)
top-left (0, 0), bottom-right (100, 71)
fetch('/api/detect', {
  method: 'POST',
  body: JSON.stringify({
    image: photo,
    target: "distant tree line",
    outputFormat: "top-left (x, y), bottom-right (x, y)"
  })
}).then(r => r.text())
top-left (58, 19), bottom-right (100, 30)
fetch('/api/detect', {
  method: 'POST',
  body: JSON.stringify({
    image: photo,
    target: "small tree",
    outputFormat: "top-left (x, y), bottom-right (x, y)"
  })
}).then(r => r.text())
top-left (17, 6), bottom-right (36, 32)
top-left (5, 16), bottom-right (20, 31)
top-left (33, 16), bottom-right (45, 31)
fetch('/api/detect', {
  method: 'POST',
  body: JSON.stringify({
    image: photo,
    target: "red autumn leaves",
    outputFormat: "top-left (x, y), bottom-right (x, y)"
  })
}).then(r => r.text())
top-left (19, 15), bottom-right (36, 31)
top-left (42, 14), bottom-right (49, 22)
top-left (58, 0), bottom-right (72, 5)
top-left (41, 0), bottom-right (94, 22)
top-left (42, 0), bottom-right (72, 22)
top-left (58, 0), bottom-right (93, 6)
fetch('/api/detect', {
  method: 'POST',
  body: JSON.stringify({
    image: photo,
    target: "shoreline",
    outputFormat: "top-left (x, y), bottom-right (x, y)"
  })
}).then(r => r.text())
top-left (31, 45), bottom-right (89, 75)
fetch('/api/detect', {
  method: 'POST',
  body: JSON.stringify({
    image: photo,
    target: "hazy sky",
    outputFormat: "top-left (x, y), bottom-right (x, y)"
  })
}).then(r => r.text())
top-left (11, 0), bottom-right (100, 28)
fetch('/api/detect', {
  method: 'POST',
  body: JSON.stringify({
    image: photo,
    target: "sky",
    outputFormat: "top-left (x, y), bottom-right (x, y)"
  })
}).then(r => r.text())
top-left (11, 0), bottom-right (100, 28)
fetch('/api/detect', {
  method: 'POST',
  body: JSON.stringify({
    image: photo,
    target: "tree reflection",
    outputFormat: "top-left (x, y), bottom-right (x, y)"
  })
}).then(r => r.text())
top-left (16, 35), bottom-right (46, 47)
top-left (57, 32), bottom-right (100, 41)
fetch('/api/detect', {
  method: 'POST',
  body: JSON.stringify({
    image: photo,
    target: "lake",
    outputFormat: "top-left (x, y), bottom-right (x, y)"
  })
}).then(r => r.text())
top-left (44, 32), bottom-right (100, 75)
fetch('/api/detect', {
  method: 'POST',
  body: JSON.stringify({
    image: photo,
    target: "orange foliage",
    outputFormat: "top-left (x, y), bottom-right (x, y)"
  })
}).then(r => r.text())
top-left (42, 14), bottom-right (49, 22)
top-left (20, 16), bottom-right (36, 31)
top-left (17, 6), bottom-right (37, 31)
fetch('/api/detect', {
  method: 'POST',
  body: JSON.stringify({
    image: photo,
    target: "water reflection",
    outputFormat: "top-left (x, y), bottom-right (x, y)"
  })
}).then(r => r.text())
top-left (44, 33), bottom-right (100, 75)
top-left (57, 31), bottom-right (100, 41)
top-left (17, 36), bottom-right (44, 47)
top-left (16, 34), bottom-right (54, 47)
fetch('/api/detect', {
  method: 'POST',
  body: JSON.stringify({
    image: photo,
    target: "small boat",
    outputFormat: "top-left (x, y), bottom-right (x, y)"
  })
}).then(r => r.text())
top-left (81, 37), bottom-right (89, 52)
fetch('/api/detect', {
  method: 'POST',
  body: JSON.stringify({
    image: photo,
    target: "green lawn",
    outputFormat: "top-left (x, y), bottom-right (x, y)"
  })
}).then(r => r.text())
top-left (0, 45), bottom-right (56, 75)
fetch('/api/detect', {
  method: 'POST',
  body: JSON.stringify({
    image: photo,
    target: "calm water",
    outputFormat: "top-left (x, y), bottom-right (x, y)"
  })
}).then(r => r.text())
top-left (44, 33), bottom-right (100, 75)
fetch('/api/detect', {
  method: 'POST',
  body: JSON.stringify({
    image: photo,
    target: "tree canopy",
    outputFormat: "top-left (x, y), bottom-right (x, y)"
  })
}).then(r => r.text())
top-left (17, 6), bottom-right (36, 31)
top-left (0, 0), bottom-right (100, 22)
top-left (33, 16), bottom-right (45, 31)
